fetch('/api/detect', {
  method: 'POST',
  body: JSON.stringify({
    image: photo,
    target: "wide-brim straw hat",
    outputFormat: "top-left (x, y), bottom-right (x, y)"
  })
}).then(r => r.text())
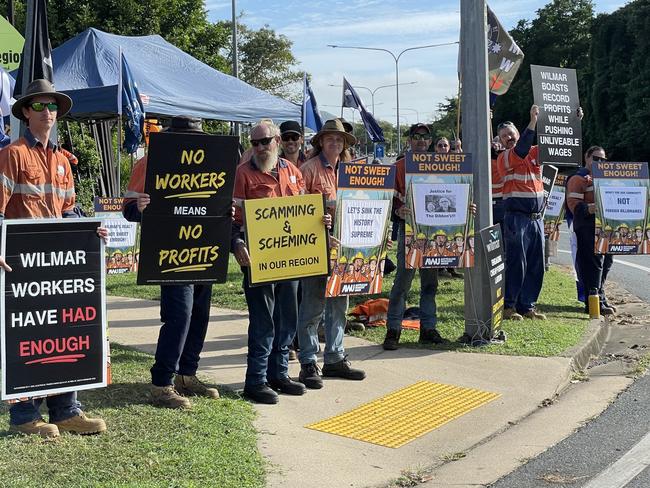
top-left (11, 78), bottom-right (72, 121)
top-left (311, 118), bottom-right (357, 148)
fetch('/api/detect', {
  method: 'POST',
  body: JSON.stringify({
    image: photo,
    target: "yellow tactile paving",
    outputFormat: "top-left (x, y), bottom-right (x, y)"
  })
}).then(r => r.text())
top-left (306, 381), bottom-right (500, 448)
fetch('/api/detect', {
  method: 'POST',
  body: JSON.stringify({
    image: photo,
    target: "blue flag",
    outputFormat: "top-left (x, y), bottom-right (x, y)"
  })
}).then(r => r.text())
top-left (302, 74), bottom-right (322, 132)
top-left (342, 77), bottom-right (384, 143)
top-left (120, 53), bottom-right (145, 154)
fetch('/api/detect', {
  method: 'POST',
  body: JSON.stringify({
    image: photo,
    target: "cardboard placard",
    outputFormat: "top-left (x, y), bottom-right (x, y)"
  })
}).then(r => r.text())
top-left (479, 225), bottom-right (505, 334)
top-left (94, 197), bottom-right (139, 275)
top-left (1, 219), bottom-right (107, 400)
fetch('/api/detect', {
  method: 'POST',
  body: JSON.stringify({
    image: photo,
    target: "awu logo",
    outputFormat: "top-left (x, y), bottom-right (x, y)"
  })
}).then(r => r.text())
top-left (341, 283), bottom-right (369, 294)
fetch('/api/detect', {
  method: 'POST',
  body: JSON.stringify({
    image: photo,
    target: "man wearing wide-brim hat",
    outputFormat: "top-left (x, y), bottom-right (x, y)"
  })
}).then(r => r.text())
top-left (0, 79), bottom-right (107, 438)
top-left (296, 119), bottom-right (366, 390)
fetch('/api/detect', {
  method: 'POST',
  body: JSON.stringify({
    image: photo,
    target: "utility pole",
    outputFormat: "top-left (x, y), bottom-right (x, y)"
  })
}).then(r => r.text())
top-left (231, 0), bottom-right (240, 138)
top-left (460, 0), bottom-right (493, 342)
top-left (8, 0), bottom-right (15, 25)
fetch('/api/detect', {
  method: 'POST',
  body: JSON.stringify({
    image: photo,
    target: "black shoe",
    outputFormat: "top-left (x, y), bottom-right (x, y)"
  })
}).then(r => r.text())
top-left (448, 269), bottom-right (464, 279)
top-left (243, 384), bottom-right (279, 404)
top-left (299, 362), bottom-right (323, 389)
top-left (418, 328), bottom-right (446, 345)
top-left (268, 376), bottom-right (306, 395)
top-left (601, 305), bottom-right (615, 316)
top-left (382, 329), bottom-right (401, 350)
top-left (322, 357), bottom-right (366, 380)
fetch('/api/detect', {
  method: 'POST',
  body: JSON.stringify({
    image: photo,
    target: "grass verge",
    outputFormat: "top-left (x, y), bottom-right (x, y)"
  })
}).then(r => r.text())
top-left (0, 344), bottom-right (264, 488)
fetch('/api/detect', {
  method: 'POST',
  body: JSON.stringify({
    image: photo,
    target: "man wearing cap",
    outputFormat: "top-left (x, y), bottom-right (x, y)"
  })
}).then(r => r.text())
top-left (279, 121), bottom-right (307, 168)
top-left (297, 119), bottom-right (366, 389)
top-left (383, 123), bottom-right (446, 350)
top-left (123, 115), bottom-right (221, 409)
top-left (0, 79), bottom-right (106, 438)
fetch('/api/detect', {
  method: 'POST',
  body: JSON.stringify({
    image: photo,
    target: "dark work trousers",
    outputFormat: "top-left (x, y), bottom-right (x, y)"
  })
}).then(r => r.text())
top-left (575, 223), bottom-right (613, 302)
top-left (151, 284), bottom-right (212, 386)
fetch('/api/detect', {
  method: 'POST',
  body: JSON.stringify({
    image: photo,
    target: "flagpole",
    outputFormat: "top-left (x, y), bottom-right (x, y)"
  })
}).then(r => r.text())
top-left (117, 46), bottom-right (122, 196)
top-left (456, 75), bottom-right (462, 140)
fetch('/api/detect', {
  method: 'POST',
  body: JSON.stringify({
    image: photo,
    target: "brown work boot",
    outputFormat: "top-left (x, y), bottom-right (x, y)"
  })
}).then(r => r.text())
top-left (151, 385), bottom-right (192, 409)
top-left (504, 308), bottom-right (523, 321)
top-left (174, 374), bottom-right (220, 399)
top-left (54, 412), bottom-right (107, 435)
top-left (522, 309), bottom-right (547, 320)
top-left (9, 419), bottom-right (60, 438)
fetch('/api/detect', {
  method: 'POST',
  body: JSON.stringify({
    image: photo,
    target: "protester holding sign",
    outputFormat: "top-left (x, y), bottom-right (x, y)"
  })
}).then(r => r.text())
top-left (0, 79), bottom-right (106, 438)
top-left (565, 145), bottom-right (615, 315)
top-left (122, 116), bottom-right (221, 409)
top-left (383, 124), bottom-right (446, 350)
top-left (297, 119), bottom-right (366, 389)
top-left (232, 121), bottom-right (317, 404)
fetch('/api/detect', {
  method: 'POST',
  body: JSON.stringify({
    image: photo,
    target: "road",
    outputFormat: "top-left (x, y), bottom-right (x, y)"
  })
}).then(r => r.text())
top-left (491, 231), bottom-right (650, 488)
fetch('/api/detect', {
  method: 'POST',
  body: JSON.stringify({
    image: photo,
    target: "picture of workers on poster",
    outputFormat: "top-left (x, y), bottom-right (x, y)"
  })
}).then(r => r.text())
top-left (1, 219), bottom-right (107, 400)
top-left (244, 193), bottom-right (330, 285)
top-left (404, 152), bottom-right (474, 268)
top-left (138, 132), bottom-right (238, 284)
top-left (328, 161), bottom-right (395, 296)
top-left (531, 64), bottom-right (582, 167)
top-left (543, 173), bottom-right (566, 242)
top-left (94, 197), bottom-right (139, 274)
top-left (593, 161), bottom-right (649, 255)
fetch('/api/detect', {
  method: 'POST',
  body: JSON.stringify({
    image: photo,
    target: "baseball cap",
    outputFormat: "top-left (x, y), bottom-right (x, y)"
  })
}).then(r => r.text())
top-left (279, 120), bottom-right (302, 135)
top-left (408, 123), bottom-right (431, 136)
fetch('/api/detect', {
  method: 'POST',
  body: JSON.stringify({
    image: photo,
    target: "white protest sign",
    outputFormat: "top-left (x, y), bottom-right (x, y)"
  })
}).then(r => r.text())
top-left (102, 216), bottom-right (137, 248)
top-left (341, 199), bottom-right (389, 248)
top-left (413, 183), bottom-right (469, 226)
top-left (601, 186), bottom-right (647, 221)
top-left (545, 187), bottom-right (565, 217)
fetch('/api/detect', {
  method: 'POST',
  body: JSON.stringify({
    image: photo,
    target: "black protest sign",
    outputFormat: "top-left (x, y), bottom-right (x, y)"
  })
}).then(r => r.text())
top-left (137, 215), bottom-right (232, 284)
top-left (541, 164), bottom-right (558, 218)
top-left (1, 219), bottom-right (106, 400)
top-left (479, 225), bottom-right (505, 335)
top-left (138, 132), bottom-right (238, 284)
top-left (531, 65), bottom-right (582, 167)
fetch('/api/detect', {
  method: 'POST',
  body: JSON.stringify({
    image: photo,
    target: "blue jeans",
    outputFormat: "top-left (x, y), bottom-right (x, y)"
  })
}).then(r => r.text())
top-left (297, 276), bottom-right (348, 365)
top-left (242, 273), bottom-right (298, 387)
top-left (503, 212), bottom-right (544, 313)
top-left (9, 392), bottom-right (81, 425)
top-left (151, 284), bottom-right (212, 386)
top-left (386, 222), bottom-right (438, 333)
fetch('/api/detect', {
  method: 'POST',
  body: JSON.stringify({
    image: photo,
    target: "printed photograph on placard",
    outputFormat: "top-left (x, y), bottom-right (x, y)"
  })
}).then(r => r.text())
top-left (543, 173), bottom-right (566, 241)
top-left (404, 152), bottom-right (474, 268)
top-left (593, 161), bottom-right (649, 255)
top-left (94, 197), bottom-right (140, 275)
top-left (328, 161), bottom-right (396, 296)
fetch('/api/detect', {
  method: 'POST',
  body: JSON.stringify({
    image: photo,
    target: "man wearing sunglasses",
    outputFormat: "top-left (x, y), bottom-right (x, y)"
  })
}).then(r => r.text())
top-left (279, 120), bottom-right (306, 168)
top-left (565, 146), bottom-right (615, 316)
top-left (383, 123), bottom-right (446, 350)
top-left (0, 79), bottom-right (107, 438)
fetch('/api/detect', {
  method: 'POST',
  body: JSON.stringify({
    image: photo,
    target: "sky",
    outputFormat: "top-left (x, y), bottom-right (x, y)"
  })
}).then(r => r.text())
top-left (205, 0), bottom-right (628, 127)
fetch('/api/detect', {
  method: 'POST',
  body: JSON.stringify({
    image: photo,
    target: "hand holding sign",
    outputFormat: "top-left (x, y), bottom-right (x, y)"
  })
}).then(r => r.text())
top-left (0, 255), bottom-right (12, 272)
top-left (233, 241), bottom-right (251, 267)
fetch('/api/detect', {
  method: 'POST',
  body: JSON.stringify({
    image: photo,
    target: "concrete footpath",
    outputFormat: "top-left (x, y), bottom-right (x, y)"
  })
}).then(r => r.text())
top-left (107, 296), bottom-right (619, 488)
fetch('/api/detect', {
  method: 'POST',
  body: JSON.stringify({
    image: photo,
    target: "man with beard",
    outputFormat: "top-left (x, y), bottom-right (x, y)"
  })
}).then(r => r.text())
top-left (279, 121), bottom-right (307, 168)
top-left (231, 121), bottom-right (319, 404)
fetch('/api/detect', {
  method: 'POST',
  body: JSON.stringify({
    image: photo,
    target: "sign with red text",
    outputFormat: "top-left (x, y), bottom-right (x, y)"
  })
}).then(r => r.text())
top-left (1, 219), bottom-right (107, 400)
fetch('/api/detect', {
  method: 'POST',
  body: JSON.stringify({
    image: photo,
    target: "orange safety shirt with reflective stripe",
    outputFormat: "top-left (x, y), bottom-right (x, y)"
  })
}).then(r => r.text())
top-left (491, 156), bottom-right (504, 199)
top-left (497, 145), bottom-right (544, 213)
top-left (0, 133), bottom-right (75, 219)
top-left (565, 172), bottom-right (594, 216)
top-left (232, 157), bottom-right (304, 226)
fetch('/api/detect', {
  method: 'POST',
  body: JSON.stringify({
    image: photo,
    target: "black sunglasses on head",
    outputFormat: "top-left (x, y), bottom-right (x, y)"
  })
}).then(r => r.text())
top-left (281, 133), bottom-right (301, 142)
top-left (251, 137), bottom-right (274, 147)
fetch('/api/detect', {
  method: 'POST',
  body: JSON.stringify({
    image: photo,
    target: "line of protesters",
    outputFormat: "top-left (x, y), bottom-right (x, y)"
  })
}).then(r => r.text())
top-left (0, 81), bottom-right (612, 437)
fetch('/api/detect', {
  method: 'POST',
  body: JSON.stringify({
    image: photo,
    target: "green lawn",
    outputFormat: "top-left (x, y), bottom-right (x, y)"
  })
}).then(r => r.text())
top-left (109, 258), bottom-right (588, 358)
top-left (0, 345), bottom-right (264, 488)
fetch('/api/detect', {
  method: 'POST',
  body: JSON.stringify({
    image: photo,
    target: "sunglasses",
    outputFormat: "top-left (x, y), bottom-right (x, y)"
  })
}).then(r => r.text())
top-left (29, 102), bottom-right (58, 112)
top-left (592, 156), bottom-right (608, 162)
top-left (251, 137), bottom-right (275, 147)
top-left (411, 133), bottom-right (431, 140)
top-left (281, 133), bottom-right (301, 142)
top-left (437, 143), bottom-right (449, 148)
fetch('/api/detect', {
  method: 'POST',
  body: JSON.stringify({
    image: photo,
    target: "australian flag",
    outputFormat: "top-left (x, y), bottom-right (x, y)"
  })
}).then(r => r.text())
top-left (120, 53), bottom-right (145, 154)
top-left (342, 77), bottom-right (384, 143)
top-left (302, 74), bottom-right (323, 132)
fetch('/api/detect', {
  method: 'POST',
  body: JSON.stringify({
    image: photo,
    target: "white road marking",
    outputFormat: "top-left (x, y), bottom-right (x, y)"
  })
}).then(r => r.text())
top-left (557, 250), bottom-right (650, 273)
top-left (583, 430), bottom-right (650, 488)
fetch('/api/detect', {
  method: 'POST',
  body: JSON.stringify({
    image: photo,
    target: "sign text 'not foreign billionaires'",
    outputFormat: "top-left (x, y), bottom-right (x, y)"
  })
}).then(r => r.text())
top-left (593, 161), bottom-right (650, 255)
top-left (244, 193), bottom-right (330, 285)
top-left (138, 132), bottom-right (238, 285)
top-left (1, 219), bottom-right (107, 400)
top-left (404, 152), bottom-right (474, 269)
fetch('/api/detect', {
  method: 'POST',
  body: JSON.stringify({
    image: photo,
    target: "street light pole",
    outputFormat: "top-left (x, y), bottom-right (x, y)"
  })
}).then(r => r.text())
top-left (395, 107), bottom-right (420, 123)
top-left (328, 42), bottom-right (458, 153)
top-left (231, 0), bottom-right (240, 138)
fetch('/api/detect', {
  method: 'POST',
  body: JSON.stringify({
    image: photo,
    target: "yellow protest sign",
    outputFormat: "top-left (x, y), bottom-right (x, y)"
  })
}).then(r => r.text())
top-left (0, 16), bottom-right (24, 71)
top-left (244, 193), bottom-right (329, 285)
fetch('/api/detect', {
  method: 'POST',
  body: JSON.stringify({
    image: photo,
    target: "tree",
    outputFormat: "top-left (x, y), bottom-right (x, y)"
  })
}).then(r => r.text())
top-left (430, 97), bottom-right (460, 141)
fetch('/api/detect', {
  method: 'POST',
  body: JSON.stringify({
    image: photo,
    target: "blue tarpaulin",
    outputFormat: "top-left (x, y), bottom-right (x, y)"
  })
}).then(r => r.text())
top-left (49, 28), bottom-right (300, 122)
